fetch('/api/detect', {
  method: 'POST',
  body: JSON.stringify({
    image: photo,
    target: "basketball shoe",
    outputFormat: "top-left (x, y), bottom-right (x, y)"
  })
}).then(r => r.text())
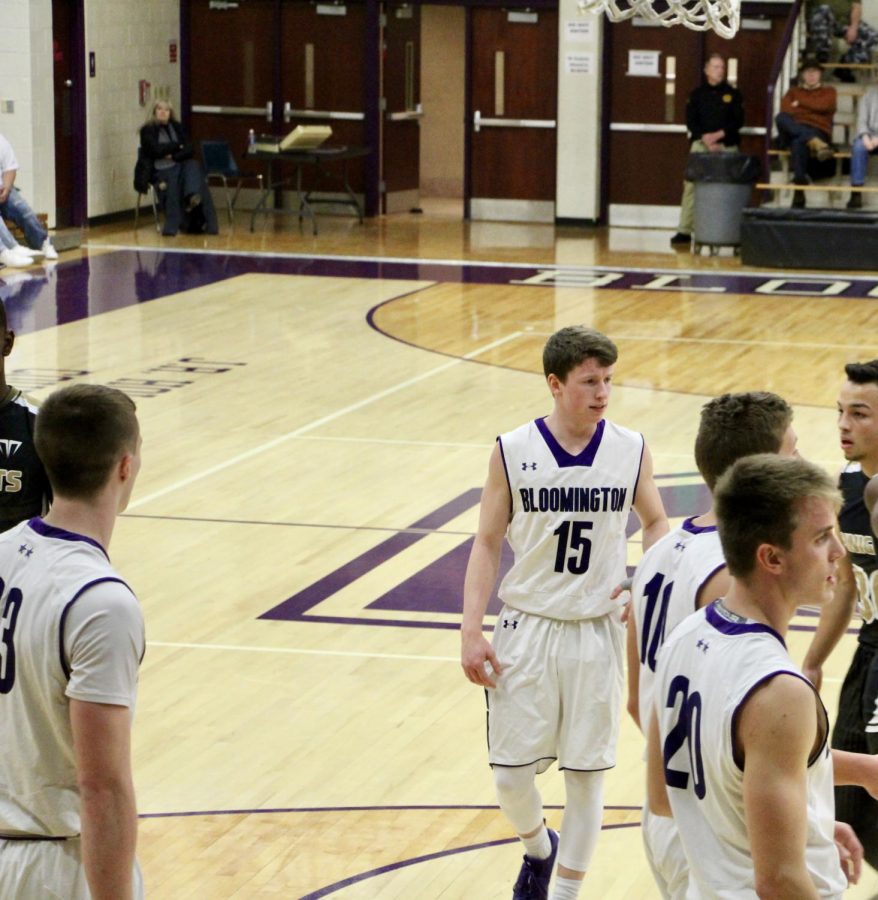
top-left (512, 828), bottom-right (559, 900)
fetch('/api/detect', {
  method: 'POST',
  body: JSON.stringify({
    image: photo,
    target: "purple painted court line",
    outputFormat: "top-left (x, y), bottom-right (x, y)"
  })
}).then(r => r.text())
top-left (139, 803), bottom-right (641, 819)
top-left (4, 248), bottom-right (878, 335)
top-left (260, 480), bottom-right (710, 630)
top-left (259, 488), bottom-right (482, 623)
top-left (300, 821), bottom-right (642, 899)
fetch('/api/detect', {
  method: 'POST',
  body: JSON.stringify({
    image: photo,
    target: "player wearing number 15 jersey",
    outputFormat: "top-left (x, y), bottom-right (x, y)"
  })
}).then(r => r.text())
top-left (462, 327), bottom-right (668, 900)
top-left (0, 385), bottom-right (144, 900)
top-left (628, 392), bottom-right (796, 899)
top-left (647, 455), bottom-right (856, 899)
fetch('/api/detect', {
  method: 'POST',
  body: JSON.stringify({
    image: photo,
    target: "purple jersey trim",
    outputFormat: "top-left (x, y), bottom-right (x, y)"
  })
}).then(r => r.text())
top-left (27, 518), bottom-right (108, 560)
top-left (730, 669), bottom-right (825, 771)
top-left (705, 600), bottom-right (786, 648)
top-left (535, 417), bottom-right (605, 468)
top-left (694, 563), bottom-right (727, 612)
top-left (632, 434), bottom-right (644, 503)
top-left (58, 576), bottom-right (138, 680)
top-left (495, 436), bottom-right (513, 516)
top-left (682, 517), bottom-right (717, 535)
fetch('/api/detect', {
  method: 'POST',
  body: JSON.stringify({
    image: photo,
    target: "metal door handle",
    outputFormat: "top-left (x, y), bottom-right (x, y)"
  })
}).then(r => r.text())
top-left (473, 111), bottom-right (556, 132)
top-left (191, 102), bottom-right (273, 122)
top-left (285, 107), bottom-right (365, 122)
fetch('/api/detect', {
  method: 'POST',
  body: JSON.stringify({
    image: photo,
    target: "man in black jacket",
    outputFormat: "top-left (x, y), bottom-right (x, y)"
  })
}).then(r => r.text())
top-left (670, 54), bottom-right (744, 248)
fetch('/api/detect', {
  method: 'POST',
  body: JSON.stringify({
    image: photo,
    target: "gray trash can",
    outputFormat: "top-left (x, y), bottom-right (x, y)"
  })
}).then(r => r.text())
top-left (685, 153), bottom-right (762, 255)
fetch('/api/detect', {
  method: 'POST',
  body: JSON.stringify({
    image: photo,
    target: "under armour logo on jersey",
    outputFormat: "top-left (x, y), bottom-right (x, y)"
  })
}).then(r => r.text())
top-left (17, 543), bottom-right (32, 558)
top-left (521, 462), bottom-right (537, 471)
top-left (0, 440), bottom-right (22, 457)
top-left (696, 639), bottom-right (710, 653)
top-left (503, 619), bottom-right (518, 629)
top-left (674, 542), bottom-right (685, 552)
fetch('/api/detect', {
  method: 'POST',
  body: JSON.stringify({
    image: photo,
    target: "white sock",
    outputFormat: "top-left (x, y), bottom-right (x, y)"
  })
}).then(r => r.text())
top-left (521, 825), bottom-right (551, 860)
top-left (551, 875), bottom-right (582, 900)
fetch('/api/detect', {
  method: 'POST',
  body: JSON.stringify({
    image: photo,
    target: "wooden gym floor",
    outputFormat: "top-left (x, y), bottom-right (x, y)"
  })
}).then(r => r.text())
top-left (5, 203), bottom-right (878, 897)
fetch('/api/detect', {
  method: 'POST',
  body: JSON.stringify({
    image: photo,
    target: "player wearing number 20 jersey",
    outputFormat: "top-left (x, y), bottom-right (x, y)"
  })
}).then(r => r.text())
top-left (655, 601), bottom-right (846, 899)
top-left (498, 416), bottom-right (643, 620)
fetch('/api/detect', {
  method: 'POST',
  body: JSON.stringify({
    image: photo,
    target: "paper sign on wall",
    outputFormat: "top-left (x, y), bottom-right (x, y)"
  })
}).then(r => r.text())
top-left (565, 20), bottom-right (593, 41)
top-left (565, 53), bottom-right (593, 75)
top-left (627, 50), bottom-right (661, 76)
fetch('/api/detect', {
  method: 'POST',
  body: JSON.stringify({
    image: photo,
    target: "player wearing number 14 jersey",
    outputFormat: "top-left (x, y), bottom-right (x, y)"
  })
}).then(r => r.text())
top-left (462, 327), bottom-right (668, 900)
top-left (628, 392), bottom-right (796, 899)
top-left (647, 455), bottom-right (858, 899)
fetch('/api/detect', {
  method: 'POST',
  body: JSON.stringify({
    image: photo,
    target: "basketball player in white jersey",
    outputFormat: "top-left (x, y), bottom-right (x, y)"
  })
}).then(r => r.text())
top-left (461, 326), bottom-right (668, 900)
top-left (647, 454), bottom-right (868, 898)
top-left (0, 384), bottom-right (144, 899)
top-left (627, 391), bottom-right (797, 898)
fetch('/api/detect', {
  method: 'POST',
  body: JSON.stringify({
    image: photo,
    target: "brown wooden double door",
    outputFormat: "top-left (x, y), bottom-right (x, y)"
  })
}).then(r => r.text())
top-left (186, 0), bottom-right (420, 216)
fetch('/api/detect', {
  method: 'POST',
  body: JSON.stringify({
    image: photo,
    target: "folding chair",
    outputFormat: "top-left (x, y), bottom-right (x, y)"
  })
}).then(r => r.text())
top-left (201, 139), bottom-right (263, 225)
top-left (133, 148), bottom-right (162, 232)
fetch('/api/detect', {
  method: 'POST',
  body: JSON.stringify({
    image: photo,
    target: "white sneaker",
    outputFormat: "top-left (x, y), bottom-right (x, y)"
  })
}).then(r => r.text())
top-left (41, 239), bottom-right (58, 260)
top-left (13, 244), bottom-right (41, 258)
top-left (0, 247), bottom-right (33, 268)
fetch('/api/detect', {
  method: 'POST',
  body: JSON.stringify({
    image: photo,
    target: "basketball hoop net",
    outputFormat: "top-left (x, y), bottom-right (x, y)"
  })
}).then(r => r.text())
top-left (577, 0), bottom-right (739, 39)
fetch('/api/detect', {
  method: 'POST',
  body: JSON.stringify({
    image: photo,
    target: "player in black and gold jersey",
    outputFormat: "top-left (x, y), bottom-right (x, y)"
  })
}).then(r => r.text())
top-left (0, 300), bottom-right (50, 532)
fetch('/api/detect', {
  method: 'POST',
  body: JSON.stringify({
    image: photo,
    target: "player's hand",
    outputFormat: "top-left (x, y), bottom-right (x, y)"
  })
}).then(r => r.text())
top-left (835, 821), bottom-right (863, 884)
top-left (610, 576), bottom-right (633, 601)
top-left (0, 187), bottom-right (9, 204)
top-left (461, 632), bottom-right (504, 688)
top-left (846, 23), bottom-right (858, 44)
top-left (620, 599), bottom-right (632, 625)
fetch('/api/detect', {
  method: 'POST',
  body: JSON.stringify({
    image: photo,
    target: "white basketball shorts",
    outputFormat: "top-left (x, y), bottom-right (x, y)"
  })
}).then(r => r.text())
top-left (486, 605), bottom-right (624, 771)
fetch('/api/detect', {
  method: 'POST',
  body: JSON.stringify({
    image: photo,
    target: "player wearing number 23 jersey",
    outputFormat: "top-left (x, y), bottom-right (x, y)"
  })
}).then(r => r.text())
top-left (655, 600), bottom-right (845, 898)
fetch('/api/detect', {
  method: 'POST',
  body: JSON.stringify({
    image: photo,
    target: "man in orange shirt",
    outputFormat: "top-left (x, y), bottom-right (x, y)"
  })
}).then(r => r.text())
top-left (775, 58), bottom-right (838, 207)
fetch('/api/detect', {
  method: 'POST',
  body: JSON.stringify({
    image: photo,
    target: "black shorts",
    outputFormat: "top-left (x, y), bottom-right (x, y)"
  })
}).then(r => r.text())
top-left (832, 640), bottom-right (878, 867)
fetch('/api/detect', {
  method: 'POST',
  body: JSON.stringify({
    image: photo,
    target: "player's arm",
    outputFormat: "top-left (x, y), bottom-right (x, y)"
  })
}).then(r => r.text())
top-left (633, 442), bottom-right (669, 553)
top-left (461, 442), bottom-right (510, 688)
top-left (802, 552), bottom-right (856, 691)
top-left (71, 699), bottom-right (136, 900)
top-left (626, 605), bottom-right (642, 730)
top-left (695, 565), bottom-right (730, 610)
top-left (646, 708), bottom-right (671, 816)
top-left (738, 675), bottom-right (821, 899)
top-left (0, 169), bottom-right (14, 204)
top-left (833, 748), bottom-right (878, 798)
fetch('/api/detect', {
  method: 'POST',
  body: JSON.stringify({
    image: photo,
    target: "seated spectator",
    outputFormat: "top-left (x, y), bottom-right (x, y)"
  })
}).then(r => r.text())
top-left (848, 82), bottom-right (878, 207)
top-left (0, 133), bottom-right (58, 260)
top-left (807, 0), bottom-right (878, 77)
top-left (139, 100), bottom-right (218, 237)
top-left (775, 59), bottom-right (837, 208)
top-left (670, 53), bottom-right (744, 247)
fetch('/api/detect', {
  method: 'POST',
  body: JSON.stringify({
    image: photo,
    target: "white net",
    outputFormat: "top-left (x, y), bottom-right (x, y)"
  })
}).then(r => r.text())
top-left (577, 0), bottom-right (740, 38)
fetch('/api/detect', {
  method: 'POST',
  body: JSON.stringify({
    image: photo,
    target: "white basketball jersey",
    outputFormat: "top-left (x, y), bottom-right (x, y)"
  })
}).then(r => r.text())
top-left (498, 417), bottom-right (643, 620)
top-left (655, 602), bottom-right (845, 899)
top-left (631, 518), bottom-right (725, 726)
top-left (0, 518), bottom-right (143, 837)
